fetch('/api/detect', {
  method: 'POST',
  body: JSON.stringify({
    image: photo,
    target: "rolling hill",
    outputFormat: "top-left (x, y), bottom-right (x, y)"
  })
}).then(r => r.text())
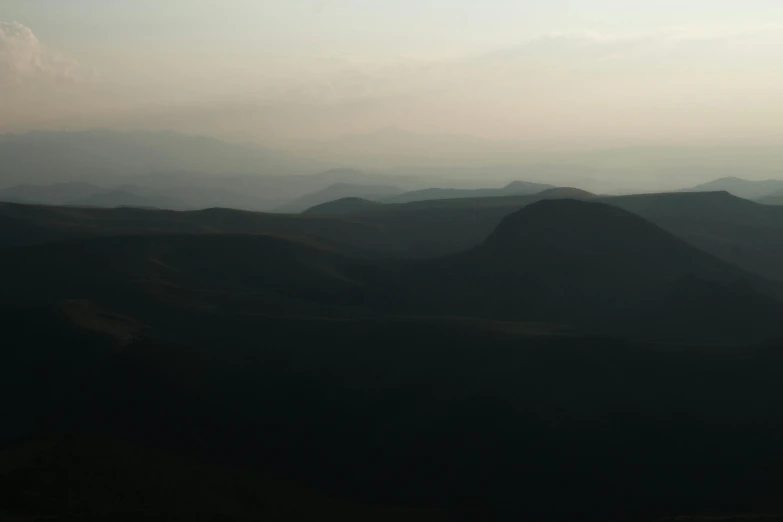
top-left (8, 188), bottom-right (783, 286)
top-left (605, 191), bottom-right (783, 281)
top-left (2, 199), bottom-right (781, 344)
top-left (0, 233), bottom-right (401, 323)
top-left (0, 201), bottom-right (396, 255)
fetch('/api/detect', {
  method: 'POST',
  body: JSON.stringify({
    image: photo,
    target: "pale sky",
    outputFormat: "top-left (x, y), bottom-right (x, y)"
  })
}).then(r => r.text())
top-left (3, 1), bottom-right (783, 145)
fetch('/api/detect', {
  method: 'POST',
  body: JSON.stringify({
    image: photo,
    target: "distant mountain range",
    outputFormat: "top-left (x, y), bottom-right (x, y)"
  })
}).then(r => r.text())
top-left (4, 130), bottom-right (554, 210)
top-left (279, 179), bottom-right (555, 213)
top-left (0, 166), bottom-right (432, 212)
top-left (0, 170), bottom-right (559, 213)
top-left (0, 130), bottom-right (319, 184)
top-left (683, 176), bottom-right (783, 199)
top-left (0, 182), bottom-right (105, 205)
top-left (0, 182), bottom-right (187, 210)
top-left (277, 128), bottom-right (783, 191)
top-left (6, 129), bottom-right (783, 215)
top-left (380, 180), bottom-right (555, 204)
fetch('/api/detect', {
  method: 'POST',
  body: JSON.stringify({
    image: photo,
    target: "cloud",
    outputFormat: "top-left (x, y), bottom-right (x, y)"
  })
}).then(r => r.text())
top-left (225, 26), bottom-right (783, 141)
top-left (0, 21), bottom-right (81, 87)
top-left (4, 22), bottom-right (783, 145)
top-left (306, 25), bottom-right (783, 101)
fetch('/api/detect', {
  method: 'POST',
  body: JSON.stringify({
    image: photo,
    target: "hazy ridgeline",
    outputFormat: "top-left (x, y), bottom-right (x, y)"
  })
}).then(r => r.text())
top-left (3, 131), bottom-right (783, 212)
top-left (6, 2), bottom-right (783, 520)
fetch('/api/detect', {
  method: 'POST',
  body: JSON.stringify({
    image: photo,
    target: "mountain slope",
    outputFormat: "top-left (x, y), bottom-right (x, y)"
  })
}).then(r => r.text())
top-left (411, 199), bottom-right (783, 343)
top-left (0, 234), bottom-right (399, 321)
top-left (604, 191), bottom-right (783, 281)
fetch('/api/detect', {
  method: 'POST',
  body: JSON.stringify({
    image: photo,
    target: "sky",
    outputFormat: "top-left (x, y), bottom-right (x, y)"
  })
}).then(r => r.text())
top-left (3, 1), bottom-right (783, 146)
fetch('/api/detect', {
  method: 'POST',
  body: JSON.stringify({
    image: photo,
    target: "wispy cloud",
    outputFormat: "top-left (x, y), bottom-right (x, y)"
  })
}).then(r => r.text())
top-left (270, 25), bottom-right (783, 108)
top-left (4, 22), bottom-right (783, 144)
top-left (0, 21), bottom-right (82, 87)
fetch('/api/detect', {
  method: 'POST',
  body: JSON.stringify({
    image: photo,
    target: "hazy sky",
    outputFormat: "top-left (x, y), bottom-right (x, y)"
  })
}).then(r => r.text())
top-left (3, 1), bottom-right (783, 145)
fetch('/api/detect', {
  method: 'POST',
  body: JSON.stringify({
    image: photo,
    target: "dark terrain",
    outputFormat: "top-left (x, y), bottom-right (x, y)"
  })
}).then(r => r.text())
top-left (4, 191), bottom-right (783, 520)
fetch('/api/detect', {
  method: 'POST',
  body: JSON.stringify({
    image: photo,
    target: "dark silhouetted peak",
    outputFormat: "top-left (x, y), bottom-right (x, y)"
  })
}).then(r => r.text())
top-left (483, 199), bottom-right (712, 273)
top-left (489, 199), bottom-right (656, 243)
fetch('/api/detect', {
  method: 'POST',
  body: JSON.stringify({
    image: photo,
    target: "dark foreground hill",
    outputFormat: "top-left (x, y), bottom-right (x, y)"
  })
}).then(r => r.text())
top-left (0, 233), bottom-right (401, 322)
top-left (5, 300), bottom-right (783, 521)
